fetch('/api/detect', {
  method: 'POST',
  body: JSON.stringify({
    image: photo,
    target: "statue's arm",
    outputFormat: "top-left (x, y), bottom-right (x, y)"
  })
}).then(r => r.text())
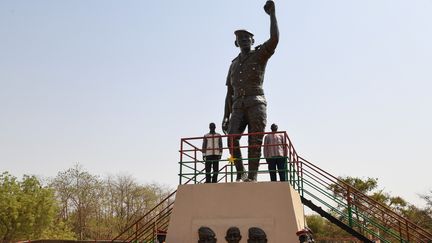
top-left (264, 0), bottom-right (279, 51)
top-left (223, 85), bottom-right (232, 119)
top-left (222, 73), bottom-right (233, 134)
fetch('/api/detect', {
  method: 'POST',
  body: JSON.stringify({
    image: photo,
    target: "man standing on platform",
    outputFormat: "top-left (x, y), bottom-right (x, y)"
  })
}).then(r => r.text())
top-left (222, 0), bottom-right (279, 182)
top-left (202, 123), bottom-right (223, 183)
top-left (263, 123), bottom-right (287, 181)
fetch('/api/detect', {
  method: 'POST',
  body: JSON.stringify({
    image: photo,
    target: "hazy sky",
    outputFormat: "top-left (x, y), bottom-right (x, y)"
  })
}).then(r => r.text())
top-left (1, 0), bottom-right (431, 207)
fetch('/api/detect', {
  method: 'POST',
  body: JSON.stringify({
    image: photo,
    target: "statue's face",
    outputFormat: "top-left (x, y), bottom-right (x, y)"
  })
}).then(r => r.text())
top-left (236, 33), bottom-right (253, 49)
top-left (198, 236), bottom-right (217, 243)
top-left (198, 227), bottom-right (216, 243)
top-left (198, 232), bottom-right (216, 243)
top-left (247, 227), bottom-right (267, 243)
top-left (225, 229), bottom-right (241, 243)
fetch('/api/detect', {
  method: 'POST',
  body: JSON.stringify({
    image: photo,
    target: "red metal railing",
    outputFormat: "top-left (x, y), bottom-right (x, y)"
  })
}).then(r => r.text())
top-left (111, 189), bottom-right (176, 243)
top-left (179, 131), bottom-right (299, 184)
top-left (179, 131), bottom-right (432, 242)
top-left (297, 156), bottom-right (432, 242)
top-left (112, 131), bottom-right (432, 243)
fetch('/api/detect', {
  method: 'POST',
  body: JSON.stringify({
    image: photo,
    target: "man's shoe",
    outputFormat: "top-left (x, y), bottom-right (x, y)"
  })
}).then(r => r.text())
top-left (235, 174), bottom-right (248, 182)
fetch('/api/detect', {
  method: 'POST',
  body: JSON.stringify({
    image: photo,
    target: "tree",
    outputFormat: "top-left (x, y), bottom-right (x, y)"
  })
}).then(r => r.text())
top-left (306, 214), bottom-right (353, 240)
top-left (40, 221), bottom-right (75, 240)
top-left (50, 165), bottom-right (172, 240)
top-left (50, 164), bottom-right (101, 240)
top-left (415, 191), bottom-right (432, 232)
top-left (94, 174), bottom-right (171, 238)
top-left (0, 172), bottom-right (58, 242)
top-left (313, 176), bottom-right (432, 241)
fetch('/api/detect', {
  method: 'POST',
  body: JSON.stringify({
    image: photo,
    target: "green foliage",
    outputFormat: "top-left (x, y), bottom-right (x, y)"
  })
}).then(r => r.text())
top-left (40, 221), bottom-right (75, 240)
top-left (403, 205), bottom-right (432, 232)
top-left (306, 214), bottom-right (352, 239)
top-left (306, 214), bottom-right (325, 235)
top-left (342, 177), bottom-right (378, 193)
top-left (50, 164), bottom-right (101, 240)
top-left (0, 167), bottom-right (170, 241)
top-left (330, 176), bottom-right (378, 199)
top-left (417, 191), bottom-right (432, 232)
top-left (0, 172), bottom-right (57, 241)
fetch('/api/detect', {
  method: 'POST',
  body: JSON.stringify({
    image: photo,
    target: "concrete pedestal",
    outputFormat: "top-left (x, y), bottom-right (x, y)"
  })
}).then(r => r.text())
top-left (166, 182), bottom-right (305, 242)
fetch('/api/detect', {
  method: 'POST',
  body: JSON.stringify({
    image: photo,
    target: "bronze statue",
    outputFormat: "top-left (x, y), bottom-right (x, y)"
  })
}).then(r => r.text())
top-left (247, 227), bottom-right (268, 243)
top-left (198, 226), bottom-right (217, 243)
top-left (222, 0), bottom-right (279, 182)
top-left (225, 226), bottom-right (242, 243)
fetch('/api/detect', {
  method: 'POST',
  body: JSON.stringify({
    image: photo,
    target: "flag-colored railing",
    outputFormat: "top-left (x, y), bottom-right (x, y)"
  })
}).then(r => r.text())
top-left (112, 131), bottom-right (432, 242)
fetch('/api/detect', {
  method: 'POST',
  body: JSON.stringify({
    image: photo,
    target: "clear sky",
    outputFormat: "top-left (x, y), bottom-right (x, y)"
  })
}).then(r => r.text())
top-left (1, 0), bottom-right (431, 207)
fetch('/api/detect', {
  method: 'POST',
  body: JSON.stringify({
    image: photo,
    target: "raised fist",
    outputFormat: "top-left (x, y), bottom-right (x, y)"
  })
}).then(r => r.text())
top-left (264, 0), bottom-right (275, 15)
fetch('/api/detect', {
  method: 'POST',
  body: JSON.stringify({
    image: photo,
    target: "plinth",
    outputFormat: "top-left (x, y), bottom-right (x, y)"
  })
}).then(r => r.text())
top-left (166, 182), bottom-right (305, 242)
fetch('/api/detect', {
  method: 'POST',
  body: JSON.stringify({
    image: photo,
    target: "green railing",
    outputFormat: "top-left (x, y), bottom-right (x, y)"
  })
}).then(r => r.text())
top-left (296, 156), bottom-right (432, 242)
top-left (178, 131), bottom-right (432, 242)
top-left (111, 190), bottom-right (175, 243)
top-left (112, 131), bottom-right (432, 242)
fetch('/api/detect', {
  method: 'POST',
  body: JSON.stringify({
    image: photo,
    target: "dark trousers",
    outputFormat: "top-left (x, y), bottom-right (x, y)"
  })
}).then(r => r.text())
top-left (204, 155), bottom-right (220, 183)
top-left (228, 104), bottom-right (266, 180)
top-left (266, 157), bottom-right (286, 181)
top-left (157, 234), bottom-right (166, 243)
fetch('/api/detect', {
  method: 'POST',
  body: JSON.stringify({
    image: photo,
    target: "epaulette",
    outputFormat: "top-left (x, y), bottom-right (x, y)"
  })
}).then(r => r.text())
top-left (231, 55), bottom-right (239, 62)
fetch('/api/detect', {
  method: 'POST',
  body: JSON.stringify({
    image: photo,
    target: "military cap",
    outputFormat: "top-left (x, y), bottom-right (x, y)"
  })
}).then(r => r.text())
top-left (234, 29), bottom-right (254, 37)
top-left (198, 226), bottom-right (216, 238)
top-left (248, 227), bottom-right (267, 239)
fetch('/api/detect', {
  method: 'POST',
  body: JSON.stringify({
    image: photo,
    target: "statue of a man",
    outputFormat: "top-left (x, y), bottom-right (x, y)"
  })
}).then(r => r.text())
top-left (247, 227), bottom-right (268, 243)
top-left (225, 226), bottom-right (242, 243)
top-left (198, 226), bottom-right (217, 243)
top-left (222, 0), bottom-right (279, 182)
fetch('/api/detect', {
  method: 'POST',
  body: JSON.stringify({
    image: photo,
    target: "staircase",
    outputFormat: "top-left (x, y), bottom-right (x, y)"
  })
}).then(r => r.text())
top-left (111, 190), bottom-right (176, 243)
top-left (295, 156), bottom-right (432, 242)
top-left (112, 132), bottom-right (432, 243)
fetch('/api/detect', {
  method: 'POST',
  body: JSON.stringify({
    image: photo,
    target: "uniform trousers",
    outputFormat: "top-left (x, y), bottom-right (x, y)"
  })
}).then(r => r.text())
top-left (228, 103), bottom-right (266, 181)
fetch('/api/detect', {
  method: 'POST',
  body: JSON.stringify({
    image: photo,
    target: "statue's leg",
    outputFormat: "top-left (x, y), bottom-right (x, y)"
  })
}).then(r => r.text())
top-left (247, 104), bottom-right (267, 181)
top-left (228, 109), bottom-right (247, 181)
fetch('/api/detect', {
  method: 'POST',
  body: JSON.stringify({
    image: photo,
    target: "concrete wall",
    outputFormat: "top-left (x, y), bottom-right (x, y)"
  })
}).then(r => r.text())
top-left (166, 182), bottom-right (306, 243)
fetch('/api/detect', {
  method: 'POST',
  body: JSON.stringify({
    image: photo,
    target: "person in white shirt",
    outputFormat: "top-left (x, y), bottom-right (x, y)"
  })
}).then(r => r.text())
top-left (202, 123), bottom-right (223, 183)
top-left (263, 123), bottom-right (287, 181)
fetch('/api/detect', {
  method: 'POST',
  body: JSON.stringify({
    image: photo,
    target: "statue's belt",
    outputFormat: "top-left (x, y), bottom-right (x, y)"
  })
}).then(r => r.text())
top-left (233, 87), bottom-right (264, 99)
